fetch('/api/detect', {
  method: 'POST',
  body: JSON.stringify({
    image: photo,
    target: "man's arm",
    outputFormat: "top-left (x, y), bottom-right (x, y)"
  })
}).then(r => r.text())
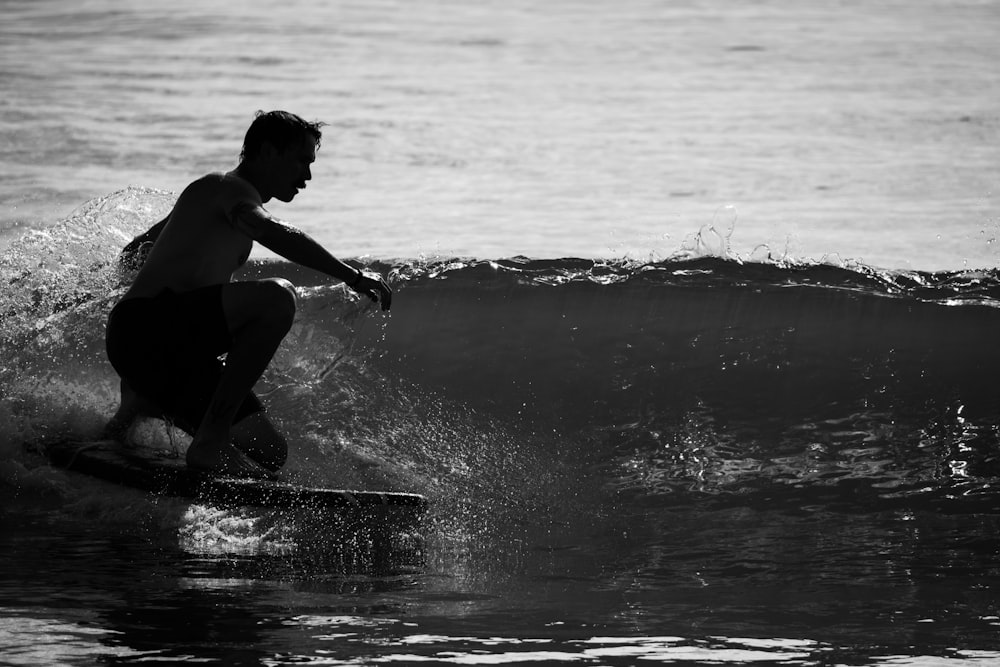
top-left (119, 215), bottom-right (169, 272)
top-left (231, 203), bottom-right (392, 310)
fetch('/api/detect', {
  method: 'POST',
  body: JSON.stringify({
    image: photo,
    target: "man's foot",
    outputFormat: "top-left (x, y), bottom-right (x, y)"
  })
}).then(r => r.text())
top-left (102, 380), bottom-right (161, 444)
top-left (186, 441), bottom-right (276, 480)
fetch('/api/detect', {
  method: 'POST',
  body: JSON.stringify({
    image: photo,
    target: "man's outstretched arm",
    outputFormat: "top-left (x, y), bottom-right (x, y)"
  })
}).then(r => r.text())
top-left (231, 203), bottom-right (392, 310)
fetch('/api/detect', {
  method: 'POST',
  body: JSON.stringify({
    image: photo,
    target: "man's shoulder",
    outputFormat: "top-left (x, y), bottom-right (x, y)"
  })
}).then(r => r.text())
top-left (186, 171), bottom-right (255, 194)
top-left (178, 171), bottom-right (261, 210)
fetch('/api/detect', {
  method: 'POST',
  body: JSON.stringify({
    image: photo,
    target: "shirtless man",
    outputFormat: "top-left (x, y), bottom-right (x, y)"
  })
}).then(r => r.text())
top-left (104, 110), bottom-right (391, 477)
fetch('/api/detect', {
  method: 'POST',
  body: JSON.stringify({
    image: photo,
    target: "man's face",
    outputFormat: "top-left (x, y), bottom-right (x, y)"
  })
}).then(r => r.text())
top-left (263, 140), bottom-right (317, 203)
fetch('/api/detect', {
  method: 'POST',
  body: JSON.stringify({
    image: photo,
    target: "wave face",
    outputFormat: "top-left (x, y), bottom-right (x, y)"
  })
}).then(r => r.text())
top-left (3, 189), bottom-right (1000, 540)
top-left (355, 253), bottom-right (1000, 514)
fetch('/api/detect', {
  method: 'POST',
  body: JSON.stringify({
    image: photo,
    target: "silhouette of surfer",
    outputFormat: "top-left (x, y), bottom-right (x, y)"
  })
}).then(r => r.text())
top-left (104, 111), bottom-right (391, 478)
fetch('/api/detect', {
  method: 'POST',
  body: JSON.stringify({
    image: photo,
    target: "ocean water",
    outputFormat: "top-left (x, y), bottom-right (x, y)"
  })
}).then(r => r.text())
top-left (2, 1), bottom-right (1000, 665)
top-left (2, 0), bottom-right (997, 269)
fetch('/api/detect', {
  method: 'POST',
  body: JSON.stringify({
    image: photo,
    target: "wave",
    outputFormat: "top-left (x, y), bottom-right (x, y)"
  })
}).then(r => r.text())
top-left (3, 189), bottom-right (999, 545)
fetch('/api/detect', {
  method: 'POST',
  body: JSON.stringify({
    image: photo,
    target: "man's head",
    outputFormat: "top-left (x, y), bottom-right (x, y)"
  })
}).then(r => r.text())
top-left (240, 110), bottom-right (324, 163)
top-left (238, 111), bottom-right (325, 203)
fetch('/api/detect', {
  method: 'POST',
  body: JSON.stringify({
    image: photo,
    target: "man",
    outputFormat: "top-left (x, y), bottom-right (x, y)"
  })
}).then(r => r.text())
top-left (104, 110), bottom-right (391, 478)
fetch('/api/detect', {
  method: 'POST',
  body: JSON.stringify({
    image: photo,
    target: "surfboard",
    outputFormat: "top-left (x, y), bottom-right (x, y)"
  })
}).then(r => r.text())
top-left (41, 439), bottom-right (429, 516)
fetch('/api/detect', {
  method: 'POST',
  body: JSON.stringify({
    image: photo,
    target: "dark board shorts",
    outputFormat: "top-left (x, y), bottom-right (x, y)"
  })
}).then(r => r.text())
top-left (106, 284), bottom-right (264, 431)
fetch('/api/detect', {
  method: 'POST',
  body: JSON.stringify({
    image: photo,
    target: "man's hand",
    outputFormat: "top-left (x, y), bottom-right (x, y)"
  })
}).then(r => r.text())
top-left (352, 272), bottom-right (393, 311)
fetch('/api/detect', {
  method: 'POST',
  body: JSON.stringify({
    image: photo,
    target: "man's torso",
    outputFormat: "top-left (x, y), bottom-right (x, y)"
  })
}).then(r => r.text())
top-left (124, 172), bottom-right (259, 300)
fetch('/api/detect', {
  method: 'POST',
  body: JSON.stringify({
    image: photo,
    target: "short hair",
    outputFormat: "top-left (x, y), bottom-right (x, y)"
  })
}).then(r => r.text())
top-left (239, 110), bottom-right (325, 161)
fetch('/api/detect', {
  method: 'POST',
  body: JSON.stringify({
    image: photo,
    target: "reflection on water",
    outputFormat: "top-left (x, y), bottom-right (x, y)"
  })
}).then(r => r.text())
top-left (3, 462), bottom-right (999, 666)
top-left (0, 613), bottom-right (148, 665)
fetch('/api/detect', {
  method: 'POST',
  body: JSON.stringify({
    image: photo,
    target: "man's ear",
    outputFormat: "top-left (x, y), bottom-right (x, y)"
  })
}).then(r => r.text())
top-left (258, 141), bottom-right (281, 160)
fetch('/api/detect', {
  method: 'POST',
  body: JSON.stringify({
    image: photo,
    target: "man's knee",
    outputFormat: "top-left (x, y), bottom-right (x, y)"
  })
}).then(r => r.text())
top-left (259, 278), bottom-right (297, 330)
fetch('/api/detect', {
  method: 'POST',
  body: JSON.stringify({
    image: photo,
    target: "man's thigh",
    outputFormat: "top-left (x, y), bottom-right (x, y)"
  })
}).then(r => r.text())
top-left (219, 278), bottom-right (297, 336)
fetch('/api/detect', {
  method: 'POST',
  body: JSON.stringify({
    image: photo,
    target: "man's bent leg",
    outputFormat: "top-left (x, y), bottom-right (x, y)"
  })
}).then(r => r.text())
top-left (186, 279), bottom-right (296, 476)
top-left (232, 412), bottom-right (288, 471)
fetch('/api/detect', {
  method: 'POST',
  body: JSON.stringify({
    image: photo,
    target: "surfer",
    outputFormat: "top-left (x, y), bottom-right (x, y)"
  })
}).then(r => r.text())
top-left (103, 110), bottom-right (392, 478)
